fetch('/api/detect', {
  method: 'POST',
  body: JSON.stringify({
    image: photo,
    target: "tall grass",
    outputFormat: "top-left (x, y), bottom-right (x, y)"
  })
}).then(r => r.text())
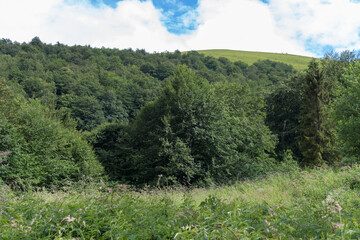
top-left (1, 166), bottom-right (360, 239)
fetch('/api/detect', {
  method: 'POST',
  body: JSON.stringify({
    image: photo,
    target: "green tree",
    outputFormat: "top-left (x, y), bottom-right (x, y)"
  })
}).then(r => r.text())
top-left (87, 122), bottom-right (132, 182)
top-left (265, 74), bottom-right (304, 160)
top-left (103, 66), bottom-right (277, 186)
top-left (298, 60), bottom-right (336, 166)
top-left (1, 80), bottom-right (103, 188)
top-left (129, 65), bottom-right (231, 185)
top-left (332, 61), bottom-right (360, 162)
top-left (215, 81), bottom-right (276, 178)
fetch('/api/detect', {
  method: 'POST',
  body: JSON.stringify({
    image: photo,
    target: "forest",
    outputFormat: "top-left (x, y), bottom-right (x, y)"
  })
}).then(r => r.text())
top-left (1, 37), bottom-right (360, 188)
top-left (1, 37), bottom-right (360, 238)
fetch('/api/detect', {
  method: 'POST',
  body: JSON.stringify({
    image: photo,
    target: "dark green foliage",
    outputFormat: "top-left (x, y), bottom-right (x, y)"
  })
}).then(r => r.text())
top-left (332, 62), bottom-right (360, 162)
top-left (214, 81), bottom-right (277, 178)
top-left (0, 38), bottom-right (296, 132)
top-left (0, 37), bottom-right (303, 187)
top-left (252, 59), bottom-right (296, 85)
top-left (91, 66), bottom-right (276, 186)
top-left (0, 78), bottom-right (103, 188)
top-left (298, 60), bottom-right (337, 166)
top-left (87, 122), bottom-right (132, 182)
top-left (127, 65), bottom-right (233, 185)
top-left (0, 100), bottom-right (103, 189)
top-left (266, 74), bottom-right (304, 159)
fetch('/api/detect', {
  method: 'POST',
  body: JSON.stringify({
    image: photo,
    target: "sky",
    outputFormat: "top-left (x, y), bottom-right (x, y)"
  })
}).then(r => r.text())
top-left (1, 0), bottom-right (360, 57)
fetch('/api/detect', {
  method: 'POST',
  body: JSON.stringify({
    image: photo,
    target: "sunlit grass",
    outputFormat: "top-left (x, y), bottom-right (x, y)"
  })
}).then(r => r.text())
top-left (197, 49), bottom-right (314, 71)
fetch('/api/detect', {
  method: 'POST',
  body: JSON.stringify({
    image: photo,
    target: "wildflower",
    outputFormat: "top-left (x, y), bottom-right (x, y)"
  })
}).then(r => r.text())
top-left (82, 221), bottom-right (86, 227)
top-left (264, 219), bottom-right (271, 226)
top-left (11, 220), bottom-right (16, 227)
top-left (117, 184), bottom-right (130, 190)
top-left (340, 166), bottom-right (351, 171)
top-left (30, 217), bottom-right (37, 225)
top-left (0, 151), bottom-right (12, 157)
top-left (331, 222), bottom-right (344, 229)
top-left (266, 226), bottom-right (278, 233)
top-left (325, 194), bottom-right (335, 204)
top-left (270, 226), bottom-right (278, 232)
top-left (327, 206), bottom-right (337, 214)
top-left (62, 215), bottom-right (76, 223)
top-left (269, 208), bottom-right (278, 217)
top-left (24, 226), bottom-right (32, 234)
top-left (10, 217), bottom-right (14, 220)
top-left (334, 202), bottom-right (342, 212)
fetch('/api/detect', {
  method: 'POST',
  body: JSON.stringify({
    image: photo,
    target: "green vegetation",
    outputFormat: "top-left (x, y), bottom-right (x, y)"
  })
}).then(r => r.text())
top-left (197, 49), bottom-right (313, 71)
top-left (0, 78), bottom-right (103, 189)
top-left (90, 66), bottom-right (275, 186)
top-left (0, 37), bottom-right (299, 188)
top-left (298, 60), bottom-right (337, 166)
top-left (2, 37), bottom-right (360, 238)
top-left (332, 61), bottom-right (360, 164)
top-left (2, 166), bottom-right (360, 239)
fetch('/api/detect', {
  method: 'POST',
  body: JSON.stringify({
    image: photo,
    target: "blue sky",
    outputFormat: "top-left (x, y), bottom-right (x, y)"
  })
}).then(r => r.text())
top-left (1, 0), bottom-right (360, 57)
top-left (90, 0), bottom-right (200, 34)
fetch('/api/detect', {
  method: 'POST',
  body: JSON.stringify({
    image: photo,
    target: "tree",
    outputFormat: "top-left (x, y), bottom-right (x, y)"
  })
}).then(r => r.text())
top-left (128, 65), bottom-right (233, 185)
top-left (332, 61), bottom-right (360, 162)
top-left (100, 66), bottom-right (277, 186)
top-left (265, 74), bottom-right (304, 160)
top-left (215, 81), bottom-right (276, 178)
top-left (298, 60), bottom-right (336, 166)
top-left (0, 100), bottom-right (103, 189)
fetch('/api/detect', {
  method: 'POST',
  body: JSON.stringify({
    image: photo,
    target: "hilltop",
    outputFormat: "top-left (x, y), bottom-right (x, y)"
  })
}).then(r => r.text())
top-left (197, 49), bottom-right (314, 71)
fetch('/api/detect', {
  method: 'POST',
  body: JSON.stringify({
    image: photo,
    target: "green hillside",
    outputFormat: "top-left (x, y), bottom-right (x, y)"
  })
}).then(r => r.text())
top-left (197, 49), bottom-right (314, 71)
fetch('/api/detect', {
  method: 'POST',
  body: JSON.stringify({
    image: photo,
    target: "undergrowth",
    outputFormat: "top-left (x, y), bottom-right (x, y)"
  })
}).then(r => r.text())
top-left (1, 166), bottom-right (360, 239)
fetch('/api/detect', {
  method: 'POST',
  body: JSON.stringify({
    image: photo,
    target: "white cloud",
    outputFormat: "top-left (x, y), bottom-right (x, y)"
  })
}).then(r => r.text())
top-left (0, 0), bottom-right (185, 51)
top-left (185, 0), bottom-right (312, 56)
top-left (0, 0), bottom-right (359, 56)
top-left (268, 0), bottom-right (360, 53)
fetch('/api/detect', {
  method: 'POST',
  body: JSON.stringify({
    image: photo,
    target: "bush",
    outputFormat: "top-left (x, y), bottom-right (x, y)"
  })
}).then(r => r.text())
top-left (0, 100), bottom-right (103, 189)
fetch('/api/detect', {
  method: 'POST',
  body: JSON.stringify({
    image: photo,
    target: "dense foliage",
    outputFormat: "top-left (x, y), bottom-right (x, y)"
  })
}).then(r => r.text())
top-left (90, 66), bottom-right (275, 186)
top-left (0, 78), bottom-right (103, 189)
top-left (1, 37), bottom-right (360, 189)
top-left (332, 61), bottom-right (360, 163)
top-left (297, 60), bottom-right (336, 166)
top-left (0, 37), bottom-right (296, 187)
top-left (2, 166), bottom-right (360, 239)
top-left (0, 37), bottom-right (296, 131)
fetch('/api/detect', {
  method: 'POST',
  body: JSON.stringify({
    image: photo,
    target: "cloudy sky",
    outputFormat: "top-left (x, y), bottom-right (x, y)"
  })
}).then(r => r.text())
top-left (1, 0), bottom-right (360, 57)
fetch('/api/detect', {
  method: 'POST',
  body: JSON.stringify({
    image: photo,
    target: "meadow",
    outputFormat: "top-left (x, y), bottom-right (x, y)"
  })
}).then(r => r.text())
top-left (197, 49), bottom-right (313, 71)
top-left (1, 165), bottom-right (360, 239)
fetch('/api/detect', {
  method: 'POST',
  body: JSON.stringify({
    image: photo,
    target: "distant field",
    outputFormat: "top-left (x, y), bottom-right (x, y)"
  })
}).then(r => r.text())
top-left (197, 49), bottom-right (314, 71)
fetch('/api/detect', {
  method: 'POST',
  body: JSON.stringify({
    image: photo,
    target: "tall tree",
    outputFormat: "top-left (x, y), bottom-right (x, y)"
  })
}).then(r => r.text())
top-left (332, 61), bottom-right (360, 162)
top-left (298, 60), bottom-right (336, 166)
top-left (265, 75), bottom-right (303, 160)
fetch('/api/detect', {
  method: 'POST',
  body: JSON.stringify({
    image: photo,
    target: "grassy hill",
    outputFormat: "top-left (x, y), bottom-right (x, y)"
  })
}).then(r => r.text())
top-left (197, 49), bottom-right (314, 71)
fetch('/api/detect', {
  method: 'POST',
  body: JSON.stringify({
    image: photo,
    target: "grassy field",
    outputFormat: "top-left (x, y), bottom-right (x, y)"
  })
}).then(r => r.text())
top-left (1, 165), bottom-right (360, 239)
top-left (197, 49), bottom-right (314, 71)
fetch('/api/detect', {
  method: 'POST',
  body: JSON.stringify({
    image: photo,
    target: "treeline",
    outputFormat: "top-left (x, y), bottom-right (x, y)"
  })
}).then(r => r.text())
top-left (0, 37), bottom-right (359, 188)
